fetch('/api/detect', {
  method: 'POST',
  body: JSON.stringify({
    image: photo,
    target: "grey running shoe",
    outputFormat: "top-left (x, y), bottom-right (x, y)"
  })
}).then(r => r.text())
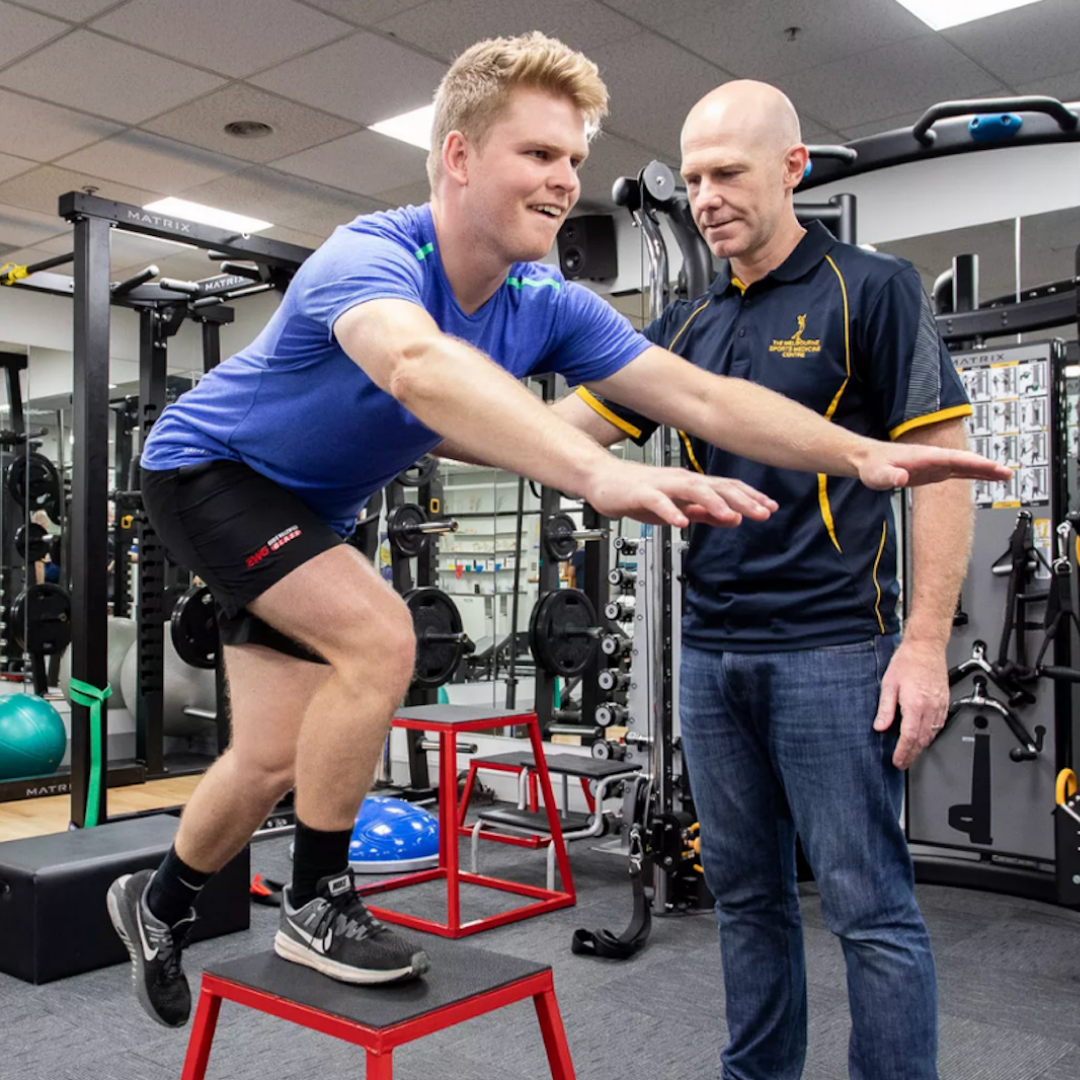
top-left (275, 869), bottom-right (429, 984)
top-left (107, 868), bottom-right (195, 1028)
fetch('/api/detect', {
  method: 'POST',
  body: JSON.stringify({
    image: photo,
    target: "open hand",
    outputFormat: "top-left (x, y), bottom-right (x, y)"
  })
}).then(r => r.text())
top-left (858, 442), bottom-right (1012, 490)
top-left (584, 461), bottom-right (778, 528)
top-left (873, 638), bottom-right (950, 769)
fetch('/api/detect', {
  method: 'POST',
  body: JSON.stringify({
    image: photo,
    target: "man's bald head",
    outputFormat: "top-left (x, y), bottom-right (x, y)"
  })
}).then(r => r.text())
top-left (682, 80), bottom-right (801, 158)
top-left (678, 80), bottom-right (808, 271)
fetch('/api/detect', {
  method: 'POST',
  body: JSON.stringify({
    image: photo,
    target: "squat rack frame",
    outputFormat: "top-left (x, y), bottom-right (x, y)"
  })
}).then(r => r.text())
top-left (45, 192), bottom-right (311, 826)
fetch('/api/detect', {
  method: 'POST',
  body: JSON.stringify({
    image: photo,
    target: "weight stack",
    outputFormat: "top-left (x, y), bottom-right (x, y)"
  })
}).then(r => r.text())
top-left (0, 814), bottom-right (250, 984)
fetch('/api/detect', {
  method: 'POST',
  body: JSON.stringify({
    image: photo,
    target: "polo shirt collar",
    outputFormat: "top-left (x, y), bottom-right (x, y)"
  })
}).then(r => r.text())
top-left (711, 220), bottom-right (837, 295)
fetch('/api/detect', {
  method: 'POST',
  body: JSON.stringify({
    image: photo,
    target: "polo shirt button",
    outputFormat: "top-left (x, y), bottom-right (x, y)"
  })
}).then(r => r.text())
top-left (738, 328), bottom-right (746, 337)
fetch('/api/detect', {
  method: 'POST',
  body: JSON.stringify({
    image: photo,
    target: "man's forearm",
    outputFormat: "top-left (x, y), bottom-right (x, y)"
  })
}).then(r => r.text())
top-left (906, 478), bottom-right (974, 645)
top-left (393, 337), bottom-right (610, 496)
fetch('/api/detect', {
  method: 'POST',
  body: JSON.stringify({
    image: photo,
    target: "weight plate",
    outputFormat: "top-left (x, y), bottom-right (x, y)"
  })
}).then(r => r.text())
top-left (405, 587), bottom-right (464, 688)
top-left (529, 588), bottom-right (597, 676)
top-left (10, 582), bottom-right (72, 655)
top-left (395, 455), bottom-right (438, 488)
top-left (6, 452), bottom-right (61, 518)
top-left (15, 521), bottom-right (50, 562)
top-left (170, 586), bottom-right (219, 669)
top-left (543, 513), bottom-right (578, 561)
top-left (387, 503), bottom-right (429, 558)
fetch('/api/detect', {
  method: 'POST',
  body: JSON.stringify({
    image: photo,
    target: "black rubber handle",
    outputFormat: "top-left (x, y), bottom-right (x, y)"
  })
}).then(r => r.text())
top-left (913, 96), bottom-right (1078, 146)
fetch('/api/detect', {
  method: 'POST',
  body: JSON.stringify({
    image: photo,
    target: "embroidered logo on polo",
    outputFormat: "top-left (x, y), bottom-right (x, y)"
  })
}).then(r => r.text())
top-left (769, 314), bottom-right (822, 358)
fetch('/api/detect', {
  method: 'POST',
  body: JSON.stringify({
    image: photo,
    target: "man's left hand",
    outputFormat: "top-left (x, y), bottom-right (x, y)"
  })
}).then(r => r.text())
top-left (872, 638), bottom-right (950, 770)
top-left (858, 442), bottom-right (1011, 490)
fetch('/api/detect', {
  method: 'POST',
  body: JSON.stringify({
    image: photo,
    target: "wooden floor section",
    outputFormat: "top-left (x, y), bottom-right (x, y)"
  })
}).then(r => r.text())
top-left (0, 774), bottom-right (203, 842)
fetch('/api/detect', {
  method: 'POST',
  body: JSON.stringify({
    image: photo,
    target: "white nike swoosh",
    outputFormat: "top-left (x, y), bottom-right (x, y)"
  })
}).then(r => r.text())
top-left (138, 914), bottom-right (159, 962)
top-left (288, 919), bottom-right (333, 954)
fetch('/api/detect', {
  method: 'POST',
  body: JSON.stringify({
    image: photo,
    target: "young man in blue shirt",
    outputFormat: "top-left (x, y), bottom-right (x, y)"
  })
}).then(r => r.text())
top-left (108, 37), bottom-right (1006, 1030)
top-left (567, 80), bottom-right (971, 1080)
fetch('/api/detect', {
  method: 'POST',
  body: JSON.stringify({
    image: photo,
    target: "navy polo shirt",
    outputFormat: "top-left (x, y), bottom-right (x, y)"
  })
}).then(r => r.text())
top-left (580, 221), bottom-right (971, 652)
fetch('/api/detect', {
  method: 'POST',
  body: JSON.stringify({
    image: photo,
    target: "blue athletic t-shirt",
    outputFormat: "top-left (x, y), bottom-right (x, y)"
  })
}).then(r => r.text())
top-left (141, 203), bottom-right (650, 533)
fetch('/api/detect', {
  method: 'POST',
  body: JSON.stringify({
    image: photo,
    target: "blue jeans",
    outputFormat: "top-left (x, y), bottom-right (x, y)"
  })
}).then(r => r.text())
top-left (680, 637), bottom-right (938, 1080)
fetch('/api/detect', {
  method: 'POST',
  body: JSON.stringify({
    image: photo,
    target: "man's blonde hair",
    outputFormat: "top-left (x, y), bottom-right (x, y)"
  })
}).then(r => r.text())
top-left (427, 32), bottom-right (608, 188)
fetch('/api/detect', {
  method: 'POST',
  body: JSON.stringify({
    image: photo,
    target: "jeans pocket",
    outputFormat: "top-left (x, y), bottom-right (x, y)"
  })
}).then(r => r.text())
top-left (815, 639), bottom-right (874, 655)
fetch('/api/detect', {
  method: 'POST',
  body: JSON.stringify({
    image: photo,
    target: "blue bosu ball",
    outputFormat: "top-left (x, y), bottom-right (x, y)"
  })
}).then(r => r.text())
top-left (0, 694), bottom-right (67, 781)
top-left (349, 796), bottom-right (439, 874)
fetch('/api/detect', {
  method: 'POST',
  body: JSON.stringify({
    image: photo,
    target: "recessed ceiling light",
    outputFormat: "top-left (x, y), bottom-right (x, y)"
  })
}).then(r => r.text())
top-left (224, 120), bottom-right (274, 139)
top-left (893, 0), bottom-right (1048, 30)
top-left (141, 197), bottom-right (272, 234)
top-left (369, 103), bottom-right (435, 152)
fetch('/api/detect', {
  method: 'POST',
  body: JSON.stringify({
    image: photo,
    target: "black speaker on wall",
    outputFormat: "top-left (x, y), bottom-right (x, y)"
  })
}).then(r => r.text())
top-left (556, 215), bottom-right (618, 281)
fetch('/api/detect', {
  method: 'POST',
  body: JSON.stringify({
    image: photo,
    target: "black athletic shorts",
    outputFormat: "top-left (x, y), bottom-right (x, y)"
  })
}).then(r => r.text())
top-left (141, 460), bottom-right (342, 660)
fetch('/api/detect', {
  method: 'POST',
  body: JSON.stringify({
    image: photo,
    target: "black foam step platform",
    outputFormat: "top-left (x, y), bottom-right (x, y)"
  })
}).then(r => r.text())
top-left (471, 751), bottom-right (641, 780)
top-left (475, 806), bottom-right (592, 833)
top-left (205, 937), bottom-right (549, 1029)
top-left (0, 814), bottom-right (249, 984)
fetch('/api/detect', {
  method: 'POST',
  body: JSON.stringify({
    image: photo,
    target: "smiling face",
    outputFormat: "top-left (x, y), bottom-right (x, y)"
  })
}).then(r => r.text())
top-left (454, 86), bottom-right (589, 264)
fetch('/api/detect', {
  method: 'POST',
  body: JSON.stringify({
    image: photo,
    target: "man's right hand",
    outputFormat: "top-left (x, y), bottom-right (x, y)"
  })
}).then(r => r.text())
top-left (583, 460), bottom-right (778, 528)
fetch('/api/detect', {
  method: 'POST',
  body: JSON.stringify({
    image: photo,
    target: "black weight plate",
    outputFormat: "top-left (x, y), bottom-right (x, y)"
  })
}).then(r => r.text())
top-left (405, 587), bottom-right (464, 688)
top-left (170, 586), bottom-right (219, 669)
top-left (543, 513), bottom-right (578, 561)
top-left (15, 521), bottom-right (50, 562)
top-left (6, 452), bottom-right (61, 518)
top-left (529, 588), bottom-right (597, 676)
top-left (387, 503), bottom-right (428, 558)
top-left (395, 455), bottom-right (438, 488)
top-left (10, 583), bottom-right (72, 655)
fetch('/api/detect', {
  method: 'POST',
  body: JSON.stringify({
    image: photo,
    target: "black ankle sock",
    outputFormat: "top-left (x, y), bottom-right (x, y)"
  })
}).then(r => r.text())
top-left (146, 846), bottom-right (213, 928)
top-left (291, 818), bottom-right (352, 908)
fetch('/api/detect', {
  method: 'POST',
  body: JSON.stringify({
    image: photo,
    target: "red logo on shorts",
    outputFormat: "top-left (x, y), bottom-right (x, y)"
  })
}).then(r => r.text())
top-left (245, 526), bottom-right (302, 569)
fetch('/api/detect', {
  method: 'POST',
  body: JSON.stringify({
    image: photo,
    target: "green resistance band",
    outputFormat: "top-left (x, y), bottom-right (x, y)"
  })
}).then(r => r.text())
top-left (68, 679), bottom-right (112, 828)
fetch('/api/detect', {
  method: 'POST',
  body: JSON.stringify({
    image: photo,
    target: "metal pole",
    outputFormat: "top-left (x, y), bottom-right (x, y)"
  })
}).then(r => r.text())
top-left (69, 214), bottom-right (111, 827)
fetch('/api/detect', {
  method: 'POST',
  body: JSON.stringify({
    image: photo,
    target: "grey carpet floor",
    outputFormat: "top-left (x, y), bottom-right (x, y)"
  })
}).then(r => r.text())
top-left (2, 828), bottom-right (1079, 1080)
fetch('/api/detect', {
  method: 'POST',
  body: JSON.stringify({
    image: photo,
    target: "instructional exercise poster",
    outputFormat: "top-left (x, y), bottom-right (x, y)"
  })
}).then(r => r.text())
top-left (954, 344), bottom-right (1051, 508)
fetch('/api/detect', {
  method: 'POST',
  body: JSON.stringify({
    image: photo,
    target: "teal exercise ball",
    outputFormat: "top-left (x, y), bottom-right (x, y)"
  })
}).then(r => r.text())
top-left (0, 694), bottom-right (67, 780)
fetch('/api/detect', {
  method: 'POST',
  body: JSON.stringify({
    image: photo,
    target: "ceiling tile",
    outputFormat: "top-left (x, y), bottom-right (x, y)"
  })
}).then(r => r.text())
top-left (272, 128), bottom-right (428, 195)
top-left (0, 1), bottom-right (70, 65)
top-left (0, 203), bottom-right (72, 247)
top-left (594, 0), bottom-right (718, 35)
top-left (779, 35), bottom-right (1006, 133)
top-left (589, 33), bottom-right (731, 159)
top-left (942, 0), bottom-right (1080, 88)
top-left (250, 30), bottom-right (446, 125)
top-left (275, 188), bottom-right (389, 240)
top-left (180, 165), bottom-right (369, 226)
top-left (22, 0), bottom-right (124, 20)
top-left (1016, 70), bottom-right (1080, 103)
top-left (56, 131), bottom-right (246, 195)
top-left (0, 30), bottom-right (226, 124)
top-left (0, 89), bottom-right (123, 161)
top-left (91, 0), bottom-right (353, 78)
top-left (663, 0), bottom-right (931, 80)
top-left (0, 153), bottom-right (37, 184)
top-left (0, 164), bottom-right (158, 218)
top-left (376, 0), bottom-right (640, 62)
top-left (261, 223), bottom-right (325, 250)
top-left (0, 245), bottom-right (61, 270)
top-left (303, 0), bottom-right (429, 24)
top-left (372, 178), bottom-right (432, 209)
top-left (142, 83), bottom-right (361, 165)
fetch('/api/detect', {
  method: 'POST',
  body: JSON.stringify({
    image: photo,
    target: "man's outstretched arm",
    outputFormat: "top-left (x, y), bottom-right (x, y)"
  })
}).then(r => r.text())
top-left (586, 345), bottom-right (1011, 490)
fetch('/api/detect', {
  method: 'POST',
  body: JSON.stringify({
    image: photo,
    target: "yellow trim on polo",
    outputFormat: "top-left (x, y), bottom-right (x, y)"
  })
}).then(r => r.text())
top-left (574, 387), bottom-right (642, 440)
top-left (669, 298), bottom-right (712, 350)
top-left (872, 519), bottom-right (887, 633)
top-left (889, 404), bottom-right (973, 441)
top-left (817, 255), bottom-right (851, 555)
top-left (679, 430), bottom-right (705, 473)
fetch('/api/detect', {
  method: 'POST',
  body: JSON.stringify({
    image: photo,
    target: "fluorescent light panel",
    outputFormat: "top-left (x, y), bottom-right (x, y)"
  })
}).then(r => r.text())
top-left (141, 197), bottom-right (272, 234)
top-left (893, 0), bottom-right (1047, 30)
top-left (369, 103), bottom-right (435, 152)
